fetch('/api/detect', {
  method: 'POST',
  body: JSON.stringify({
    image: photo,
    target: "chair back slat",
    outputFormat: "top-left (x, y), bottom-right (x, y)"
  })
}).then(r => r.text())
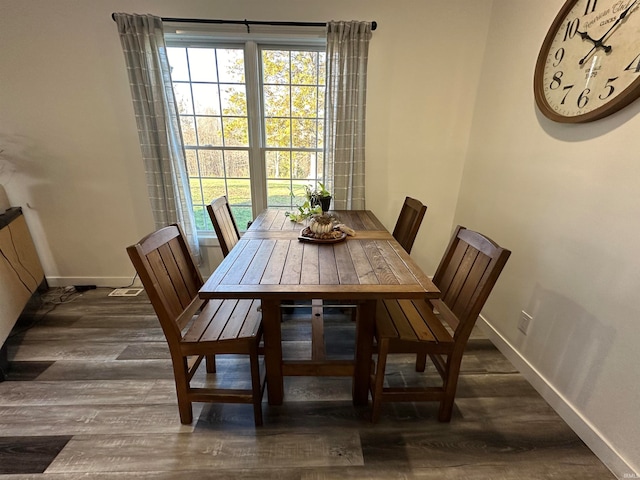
top-left (207, 196), bottom-right (241, 257)
top-left (392, 197), bottom-right (427, 254)
top-left (431, 225), bottom-right (511, 341)
top-left (146, 247), bottom-right (185, 321)
top-left (451, 253), bottom-right (491, 320)
top-left (167, 236), bottom-right (202, 298)
top-left (441, 245), bottom-right (479, 308)
top-left (158, 241), bottom-right (193, 308)
top-left (127, 224), bottom-right (204, 342)
top-left (433, 234), bottom-right (468, 296)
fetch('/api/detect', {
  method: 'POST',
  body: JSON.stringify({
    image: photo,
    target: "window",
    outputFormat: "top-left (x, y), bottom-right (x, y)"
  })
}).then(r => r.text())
top-left (166, 32), bottom-right (326, 232)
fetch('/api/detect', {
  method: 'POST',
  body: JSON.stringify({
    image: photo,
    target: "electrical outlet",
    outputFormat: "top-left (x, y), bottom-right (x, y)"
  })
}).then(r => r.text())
top-left (518, 311), bottom-right (533, 335)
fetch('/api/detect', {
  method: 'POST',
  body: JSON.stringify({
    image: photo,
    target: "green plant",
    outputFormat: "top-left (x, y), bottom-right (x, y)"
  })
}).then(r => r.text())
top-left (284, 197), bottom-right (321, 223)
top-left (306, 182), bottom-right (331, 199)
top-left (285, 182), bottom-right (330, 222)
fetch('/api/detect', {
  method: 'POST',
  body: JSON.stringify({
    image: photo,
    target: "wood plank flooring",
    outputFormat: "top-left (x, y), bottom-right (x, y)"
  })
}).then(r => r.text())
top-left (0, 288), bottom-right (615, 479)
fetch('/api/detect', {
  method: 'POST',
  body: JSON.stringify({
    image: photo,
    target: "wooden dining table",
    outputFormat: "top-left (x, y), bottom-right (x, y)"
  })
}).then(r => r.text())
top-left (199, 208), bottom-right (440, 406)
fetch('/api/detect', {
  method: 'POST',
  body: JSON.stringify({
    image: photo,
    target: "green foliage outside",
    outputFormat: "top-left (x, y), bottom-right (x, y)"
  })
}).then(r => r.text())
top-left (191, 179), bottom-right (314, 232)
top-left (168, 45), bottom-right (327, 233)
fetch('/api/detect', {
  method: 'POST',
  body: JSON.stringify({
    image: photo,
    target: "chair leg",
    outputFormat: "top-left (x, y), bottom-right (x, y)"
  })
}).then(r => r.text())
top-left (174, 357), bottom-right (193, 424)
top-left (417, 302), bottom-right (436, 372)
top-left (438, 355), bottom-right (462, 422)
top-left (370, 339), bottom-right (389, 423)
top-left (249, 344), bottom-right (263, 427)
top-left (206, 354), bottom-right (216, 373)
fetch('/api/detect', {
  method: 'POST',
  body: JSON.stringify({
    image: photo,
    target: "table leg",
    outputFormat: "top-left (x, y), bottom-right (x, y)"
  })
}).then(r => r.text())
top-left (261, 298), bottom-right (283, 405)
top-left (353, 299), bottom-right (375, 405)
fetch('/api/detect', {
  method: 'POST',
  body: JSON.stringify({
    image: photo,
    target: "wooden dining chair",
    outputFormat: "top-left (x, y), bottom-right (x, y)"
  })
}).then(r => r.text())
top-left (392, 197), bottom-right (427, 254)
top-left (207, 196), bottom-right (241, 257)
top-left (370, 225), bottom-right (511, 423)
top-left (126, 224), bottom-right (266, 426)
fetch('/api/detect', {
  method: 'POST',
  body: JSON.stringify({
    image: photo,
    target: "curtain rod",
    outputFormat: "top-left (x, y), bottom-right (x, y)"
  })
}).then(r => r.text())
top-left (111, 14), bottom-right (377, 31)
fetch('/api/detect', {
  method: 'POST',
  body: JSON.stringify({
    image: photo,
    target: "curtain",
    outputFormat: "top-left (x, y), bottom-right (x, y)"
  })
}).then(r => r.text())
top-left (113, 13), bottom-right (200, 261)
top-left (324, 21), bottom-right (372, 210)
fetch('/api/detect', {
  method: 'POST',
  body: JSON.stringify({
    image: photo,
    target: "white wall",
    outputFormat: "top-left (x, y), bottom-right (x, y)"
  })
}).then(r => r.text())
top-left (459, 0), bottom-right (640, 477)
top-left (0, 0), bottom-right (491, 286)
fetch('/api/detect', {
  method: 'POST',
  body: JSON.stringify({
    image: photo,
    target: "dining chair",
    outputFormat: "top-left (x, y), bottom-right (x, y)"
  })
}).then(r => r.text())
top-left (392, 196), bottom-right (427, 254)
top-left (126, 224), bottom-right (265, 426)
top-left (369, 225), bottom-right (511, 423)
top-left (207, 195), bottom-right (241, 257)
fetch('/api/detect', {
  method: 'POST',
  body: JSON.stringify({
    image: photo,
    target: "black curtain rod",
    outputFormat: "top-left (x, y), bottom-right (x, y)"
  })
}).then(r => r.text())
top-left (111, 14), bottom-right (377, 31)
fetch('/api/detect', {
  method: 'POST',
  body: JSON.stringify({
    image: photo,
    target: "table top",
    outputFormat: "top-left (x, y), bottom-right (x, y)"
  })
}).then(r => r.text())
top-left (199, 209), bottom-right (440, 301)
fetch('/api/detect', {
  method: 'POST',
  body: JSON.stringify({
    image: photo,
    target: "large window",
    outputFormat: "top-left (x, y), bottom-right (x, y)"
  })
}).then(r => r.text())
top-left (166, 36), bottom-right (326, 232)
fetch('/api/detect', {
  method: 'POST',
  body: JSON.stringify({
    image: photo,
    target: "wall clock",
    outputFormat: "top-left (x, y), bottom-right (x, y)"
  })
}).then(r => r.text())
top-left (534, 0), bottom-right (640, 123)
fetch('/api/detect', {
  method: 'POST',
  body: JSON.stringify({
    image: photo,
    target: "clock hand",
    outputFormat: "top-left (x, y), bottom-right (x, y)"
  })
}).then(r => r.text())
top-left (576, 30), bottom-right (612, 58)
top-left (576, 29), bottom-right (598, 45)
top-left (579, 0), bottom-right (639, 65)
top-left (576, 29), bottom-right (612, 49)
top-left (577, 38), bottom-right (612, 65)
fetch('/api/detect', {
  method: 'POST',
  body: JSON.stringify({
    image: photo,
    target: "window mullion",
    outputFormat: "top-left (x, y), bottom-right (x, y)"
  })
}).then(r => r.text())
top-left (244, 41), bottom-right (266, 217)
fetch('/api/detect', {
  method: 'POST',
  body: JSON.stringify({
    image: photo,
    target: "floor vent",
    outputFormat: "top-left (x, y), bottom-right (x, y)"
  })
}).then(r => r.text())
top-left (109, 288), bottom-right (144, 297)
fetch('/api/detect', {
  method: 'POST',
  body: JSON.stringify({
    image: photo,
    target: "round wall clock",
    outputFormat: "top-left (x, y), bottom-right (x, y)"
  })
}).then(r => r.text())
top-left (534, 0), bottom-right (640, 123)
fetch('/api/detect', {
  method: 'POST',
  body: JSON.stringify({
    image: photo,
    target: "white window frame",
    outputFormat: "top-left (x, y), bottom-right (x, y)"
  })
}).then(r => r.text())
top-left (165, 23), bottom-right (327, 234)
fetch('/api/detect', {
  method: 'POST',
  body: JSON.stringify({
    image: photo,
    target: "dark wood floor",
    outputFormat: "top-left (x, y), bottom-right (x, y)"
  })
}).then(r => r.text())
top-left (0, 288), bottom-right (615, 479)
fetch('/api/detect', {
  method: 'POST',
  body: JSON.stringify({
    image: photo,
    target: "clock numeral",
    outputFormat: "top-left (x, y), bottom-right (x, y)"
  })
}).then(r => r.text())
top-left (564, 18), bottom-right (580, 41)
top-left (577, 88), bottom-right (591, 109)
top-left (584, 0), bottom-right (598, 15)
top-left (550, 71), bottom-right (564, 90)
top-left (599, 77), bottom-right (618, 100)
top-left (553, 48), bottom-right (565, 67)
top-left (561, 85), bottom-right (574, 104)
top-left (624, 53), bottom-right (640, 73)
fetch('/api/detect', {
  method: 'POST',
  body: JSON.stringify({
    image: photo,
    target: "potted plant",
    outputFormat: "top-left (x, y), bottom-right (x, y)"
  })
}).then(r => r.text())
top-left (307, 182), bottom-right (332, 213)
top-left (284, 182), bottom-right (332, 223)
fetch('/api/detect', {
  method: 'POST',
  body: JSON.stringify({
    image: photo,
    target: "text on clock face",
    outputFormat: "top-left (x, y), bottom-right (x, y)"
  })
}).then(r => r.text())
top-left (584, 1), bottom-right (639, 28)
top-left (586, 65), bottom-right (601, 79)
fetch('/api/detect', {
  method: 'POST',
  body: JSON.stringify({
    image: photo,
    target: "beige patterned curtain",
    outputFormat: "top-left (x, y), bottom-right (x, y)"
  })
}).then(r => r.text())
top-left (324, 21), bottom-right (372, 210)
top-left (113, 13), bottom-right (200, 261)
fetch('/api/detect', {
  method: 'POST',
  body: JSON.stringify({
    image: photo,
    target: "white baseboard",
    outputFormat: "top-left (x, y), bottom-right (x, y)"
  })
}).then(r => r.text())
top-left (45, 277), bottom-right (142, 289)
top-left (479, 315), bottom-right (637, 480)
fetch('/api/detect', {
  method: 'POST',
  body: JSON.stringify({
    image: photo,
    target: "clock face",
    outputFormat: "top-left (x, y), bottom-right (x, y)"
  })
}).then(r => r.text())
top-left (534, 0), bottom-right (640, 122)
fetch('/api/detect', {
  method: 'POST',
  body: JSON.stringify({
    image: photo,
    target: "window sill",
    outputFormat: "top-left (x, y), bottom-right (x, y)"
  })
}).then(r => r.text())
top-left (198, 235), bottom-right (220, 247)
